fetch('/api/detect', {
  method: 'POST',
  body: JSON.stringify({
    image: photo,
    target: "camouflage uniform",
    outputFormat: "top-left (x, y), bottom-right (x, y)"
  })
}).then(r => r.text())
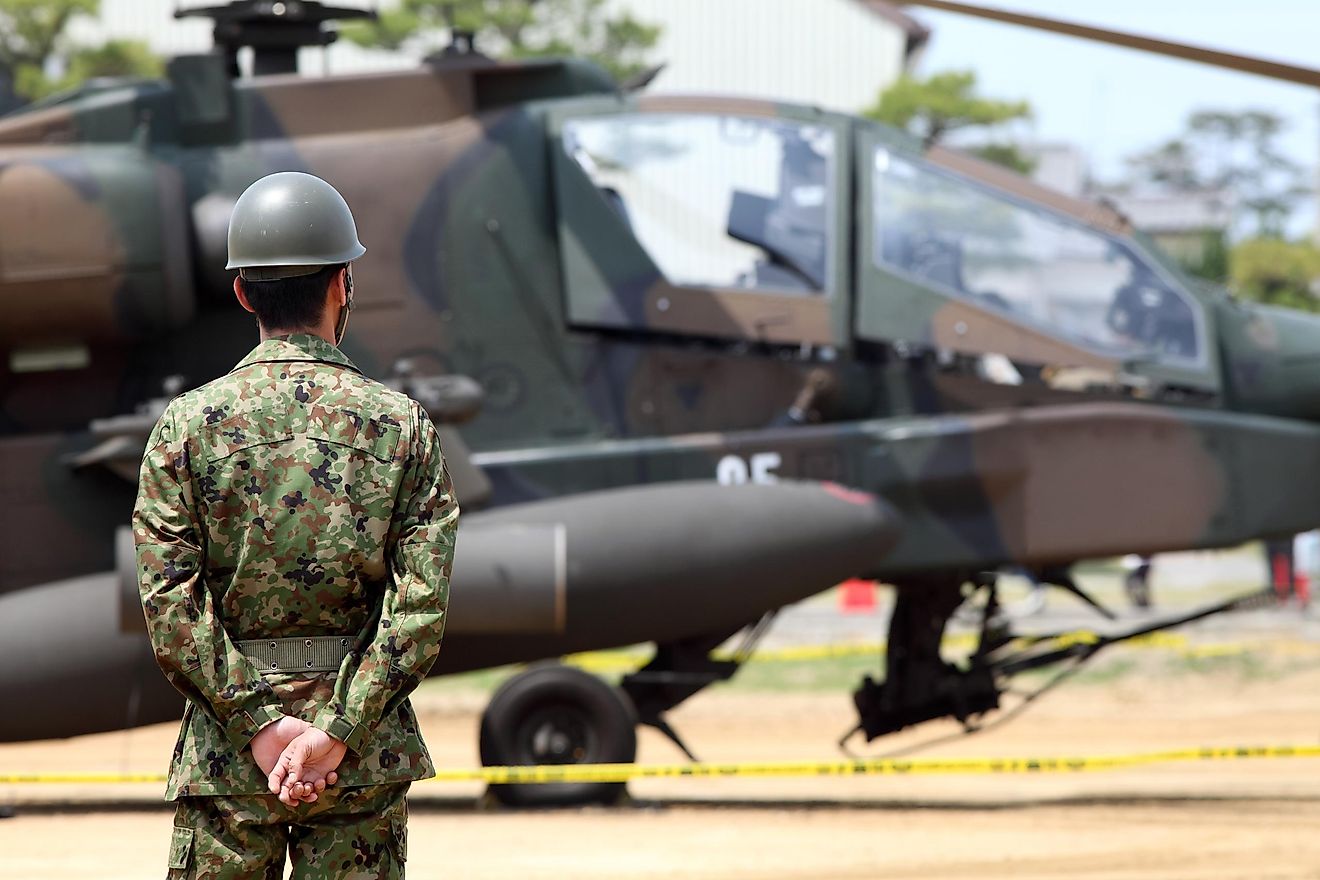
top-left (134, 333), bottom-right (458, 877)
top-left (169, 784), bottom-right (407, 880)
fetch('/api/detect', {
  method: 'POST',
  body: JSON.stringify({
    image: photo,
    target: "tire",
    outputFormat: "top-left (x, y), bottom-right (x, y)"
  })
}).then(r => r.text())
top-left (479, 662), bottom-right (638, 807)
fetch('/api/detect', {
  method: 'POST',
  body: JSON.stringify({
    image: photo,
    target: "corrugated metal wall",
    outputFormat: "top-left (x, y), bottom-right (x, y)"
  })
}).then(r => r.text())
top-left (612, 0), bottom-right (908, 112)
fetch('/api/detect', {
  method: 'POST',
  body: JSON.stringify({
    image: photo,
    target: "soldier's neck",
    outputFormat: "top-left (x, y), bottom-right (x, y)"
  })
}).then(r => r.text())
top-left (260, 326), bottom-right (335, 344)
top-left (257, 292), bottom-right (342, 345)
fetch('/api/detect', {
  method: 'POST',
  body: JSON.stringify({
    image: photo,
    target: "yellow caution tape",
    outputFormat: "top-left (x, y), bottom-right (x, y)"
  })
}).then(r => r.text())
top-left (0, 773), bottom-right (169, 784)
top-left (6, 744), bottom-right (1319, 786)
top-left (448, 744), bottom-right (1320, 784)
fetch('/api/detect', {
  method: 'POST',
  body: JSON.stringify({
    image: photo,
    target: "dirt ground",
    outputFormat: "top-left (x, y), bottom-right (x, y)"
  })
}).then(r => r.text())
top-left (3, 638), bottom-right (1320, 879)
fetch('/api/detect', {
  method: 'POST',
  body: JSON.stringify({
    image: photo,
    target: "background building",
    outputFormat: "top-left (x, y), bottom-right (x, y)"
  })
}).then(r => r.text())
top-left (69, 0), bottom-right (925, 111)
top-left (1097, 189), bottom-right (1234, 269)
top-left (607, 0), bottom-right (926, 112)
top-left (1025, 143), bottom-right (1234, 272)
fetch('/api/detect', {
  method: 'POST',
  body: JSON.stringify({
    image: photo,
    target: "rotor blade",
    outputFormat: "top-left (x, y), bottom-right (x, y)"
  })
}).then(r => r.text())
top-left (892, 1), bottom-right (1320, 88)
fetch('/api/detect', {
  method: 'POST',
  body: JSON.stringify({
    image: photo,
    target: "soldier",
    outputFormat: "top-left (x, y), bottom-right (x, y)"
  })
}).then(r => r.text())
top-left (134, 171), bottom-right (458, 878)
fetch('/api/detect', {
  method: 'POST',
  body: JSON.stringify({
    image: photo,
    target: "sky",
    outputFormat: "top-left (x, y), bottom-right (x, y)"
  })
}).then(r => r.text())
top-left (909, 0), bottom-right (1320, 196)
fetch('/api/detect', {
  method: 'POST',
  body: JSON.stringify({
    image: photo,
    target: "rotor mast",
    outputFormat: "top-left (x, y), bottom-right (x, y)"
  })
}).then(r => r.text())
top-left (176, 1), bottom-right (376, 77)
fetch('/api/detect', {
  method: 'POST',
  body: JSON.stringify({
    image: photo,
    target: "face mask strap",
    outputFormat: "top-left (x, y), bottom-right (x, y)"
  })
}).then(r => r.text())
top-left (333, 265), bottom-right (354, 345)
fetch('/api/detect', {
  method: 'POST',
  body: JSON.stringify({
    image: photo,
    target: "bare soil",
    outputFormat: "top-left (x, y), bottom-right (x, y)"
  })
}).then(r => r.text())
top-left (3, 649), bottom-right (1320, 879)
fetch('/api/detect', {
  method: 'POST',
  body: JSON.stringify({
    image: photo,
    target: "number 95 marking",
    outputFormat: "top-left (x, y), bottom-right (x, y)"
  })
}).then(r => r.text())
top-left (716, 452), bottom-right (782, 485)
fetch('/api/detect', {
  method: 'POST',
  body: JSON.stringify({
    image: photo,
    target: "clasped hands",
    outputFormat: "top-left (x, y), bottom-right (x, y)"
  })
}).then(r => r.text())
top-left (251, 715), bottom-right (348, 807)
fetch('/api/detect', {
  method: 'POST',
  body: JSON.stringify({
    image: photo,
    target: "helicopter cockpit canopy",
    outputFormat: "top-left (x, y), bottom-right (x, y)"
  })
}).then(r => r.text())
top-left (551, 98), bottom-right (847, 348)
top-left (551, 97), bottom-right (1213, 386)
top-left (872, 147), bottom-right (1204, 366)
top-left (563, 113), bottom-right (836, 295)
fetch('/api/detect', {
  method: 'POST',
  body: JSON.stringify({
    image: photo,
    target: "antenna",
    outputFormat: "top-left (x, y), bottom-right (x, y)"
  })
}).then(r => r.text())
top-left (175, 1), bottom-right (376, 78)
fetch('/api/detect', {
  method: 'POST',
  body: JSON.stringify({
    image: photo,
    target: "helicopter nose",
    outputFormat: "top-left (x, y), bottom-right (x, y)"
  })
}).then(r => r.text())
top-left (1219, 301), bottom-right (1320, 421)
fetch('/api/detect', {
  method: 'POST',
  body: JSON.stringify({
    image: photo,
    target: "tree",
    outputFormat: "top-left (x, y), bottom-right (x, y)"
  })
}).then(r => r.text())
top-left (970, 142), bottom-right (1035, 175)
top-left (864, 69), bottom-right (1034, 172)
top-left (49, 39), bottom-right (163, 95)
top-left (0, 0), bottom-right (95, 99)
top-left (1228, 237), bottom-right (1320, 312)
top-left (1184, 228), bottom-right (1230, 285)
top-left (0, 0), bottom-right (160, 101)
top-left (1124, 139), bottom-right (1199, 190)
top-left (1124, 109), bottom-right (1309, 238)
top-left (342, 0), bottom-right (661, 84)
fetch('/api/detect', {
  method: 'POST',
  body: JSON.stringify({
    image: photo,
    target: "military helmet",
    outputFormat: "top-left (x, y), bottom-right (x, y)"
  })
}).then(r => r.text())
top-left (226, 171), bottom-right (366, 281)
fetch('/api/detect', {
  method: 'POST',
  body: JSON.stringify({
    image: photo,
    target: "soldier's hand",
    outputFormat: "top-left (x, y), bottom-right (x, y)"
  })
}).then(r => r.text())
top-left (270, 727), bottom-right (348, 806)
top-left (249, 715), bottom-right (311, 780)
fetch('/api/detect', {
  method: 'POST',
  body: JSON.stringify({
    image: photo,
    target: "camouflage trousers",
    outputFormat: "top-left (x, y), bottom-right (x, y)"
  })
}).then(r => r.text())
top-left (167, 783), bottom-right (408, 879)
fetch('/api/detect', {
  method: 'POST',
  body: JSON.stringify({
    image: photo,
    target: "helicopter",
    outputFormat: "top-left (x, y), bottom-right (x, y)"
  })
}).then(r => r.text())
top-left (0, 0), bottom-right (1317, 807)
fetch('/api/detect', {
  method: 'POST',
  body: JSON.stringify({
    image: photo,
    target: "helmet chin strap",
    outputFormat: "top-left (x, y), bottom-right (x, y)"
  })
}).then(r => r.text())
top-left (334, 265), bottom-right (354, 345)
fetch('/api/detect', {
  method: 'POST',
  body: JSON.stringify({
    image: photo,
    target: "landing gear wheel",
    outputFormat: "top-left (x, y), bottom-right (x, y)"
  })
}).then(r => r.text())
top-left (479, 662), bottom-right (637, 807)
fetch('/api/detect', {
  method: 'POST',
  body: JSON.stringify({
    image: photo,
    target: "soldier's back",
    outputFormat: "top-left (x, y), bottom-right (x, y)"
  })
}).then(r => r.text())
top-left (166, 333), bottom-right (421, 640)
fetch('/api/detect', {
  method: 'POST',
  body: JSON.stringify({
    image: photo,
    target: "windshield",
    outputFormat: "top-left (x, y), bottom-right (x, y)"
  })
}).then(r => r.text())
top-left (563, 113), bottom-right (836, 295)
top-left (872, 147), bottom-right (1202, 364)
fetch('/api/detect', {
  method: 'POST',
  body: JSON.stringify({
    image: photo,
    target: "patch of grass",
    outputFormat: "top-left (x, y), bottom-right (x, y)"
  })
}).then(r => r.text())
top-left (717, 654), bottom-right (884, 693)
top-left (1011, 653), bottom-right (1141, 687)
top-left (416, 654), bottom-right (886, 696)
top-left (1014, 645), bottom-right (1289, 687)
top-left (414, 636), bottom-right (1314, 701)
top-left (1071, 654), bottom-right (1141, 685)
top-left (1162, 649), bottom-right (1271, 680)
top-left (1072, 558), bottom-right (1128, 576)
top-left (417, 666), bottom-right (517, 694)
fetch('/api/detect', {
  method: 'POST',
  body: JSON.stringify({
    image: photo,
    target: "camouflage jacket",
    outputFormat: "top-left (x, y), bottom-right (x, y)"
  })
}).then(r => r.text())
top-left (133, 334), bottom-right (458, 799)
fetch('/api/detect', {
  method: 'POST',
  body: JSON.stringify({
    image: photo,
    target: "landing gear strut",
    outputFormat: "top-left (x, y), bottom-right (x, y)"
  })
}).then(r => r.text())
top-left (846, 573), bottom-right (1275, 747)
top-left (849, 577), bottom-right (1000, 742)
top-left (621, 615), bottom-right (776, 760)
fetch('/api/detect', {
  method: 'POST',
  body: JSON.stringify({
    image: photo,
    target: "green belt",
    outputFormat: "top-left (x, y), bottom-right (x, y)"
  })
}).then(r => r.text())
top-left (236, 635), bottom-right (354, 675)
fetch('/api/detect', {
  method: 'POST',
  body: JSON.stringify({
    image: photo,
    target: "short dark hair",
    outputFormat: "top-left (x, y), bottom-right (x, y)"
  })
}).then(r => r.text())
top-left (238, 264), bottom-right (344, 331)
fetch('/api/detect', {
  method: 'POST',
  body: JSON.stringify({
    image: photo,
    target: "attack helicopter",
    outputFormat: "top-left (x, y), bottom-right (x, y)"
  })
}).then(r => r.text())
top-left (0, 0), bottom-right (1318, 807)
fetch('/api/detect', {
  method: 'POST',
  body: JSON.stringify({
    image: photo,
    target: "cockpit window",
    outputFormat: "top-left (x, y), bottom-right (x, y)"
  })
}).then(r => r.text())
top-left (872, 148), bottom-right (1201, 363)
top-left (563, 114), bottom-right (835, 295)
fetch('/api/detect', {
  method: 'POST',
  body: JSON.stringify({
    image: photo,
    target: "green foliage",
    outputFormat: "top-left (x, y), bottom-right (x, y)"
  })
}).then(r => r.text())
top-left (1125, 139), bottom-right (1198, 190)
top-left (1125, 109), bottom-right (1310, 238)
top-left (51, 38), bottom-right (162, 93)
top-left (343, 0), bottom-right (661, 83)
top-left (971, 142), bottom-right (1036, 175)
top-left (1181, 229), bottom-right (1230, 283)
top-left (865, 70), bottom-right (1031, 150)
top-left (0, 0), bottom-right (161, 100)
top-left (1228, 237), bottom-right (1320, 312)
top-left (0, 0), bottom-right (95, 98)
top-left (0, 0), bottom-right (96, 65)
